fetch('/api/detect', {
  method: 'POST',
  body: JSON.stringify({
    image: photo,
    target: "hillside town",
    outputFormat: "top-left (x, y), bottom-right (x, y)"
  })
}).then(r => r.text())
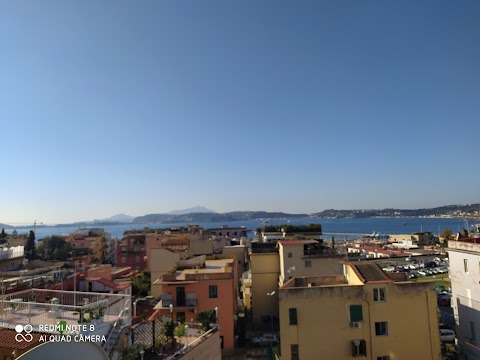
top-left (0, 222), bottom-right (479, 360)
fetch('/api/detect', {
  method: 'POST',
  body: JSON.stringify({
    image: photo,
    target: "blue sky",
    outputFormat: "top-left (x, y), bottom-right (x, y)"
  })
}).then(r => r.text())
top-left (1, 1), bottom-right (479, 224)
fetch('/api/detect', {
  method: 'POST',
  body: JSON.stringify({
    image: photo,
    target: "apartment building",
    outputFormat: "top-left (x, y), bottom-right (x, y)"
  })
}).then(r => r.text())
top-left (115, 233), bottom-right (146, 270)
top-left (151, 257), bottom-right (237, 352)
top-left (66, 228), bottom-right (112, 264)
top-left (278, 240), bottom-right (342, 286)
top-left (448, 238), bottom-right (480, 359)
top-left (279, 262), bottom-right (441, 360)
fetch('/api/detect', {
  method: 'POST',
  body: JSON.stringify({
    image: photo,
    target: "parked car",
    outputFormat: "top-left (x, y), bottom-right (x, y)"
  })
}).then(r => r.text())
top-left (440, 329), bottom-right (455, 342)
top-left (251, 333), bottom-right (279, 346)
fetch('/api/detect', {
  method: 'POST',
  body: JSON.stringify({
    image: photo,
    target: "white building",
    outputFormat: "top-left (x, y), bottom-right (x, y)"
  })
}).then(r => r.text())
top-left (448, 238), bottom-right (480, 359)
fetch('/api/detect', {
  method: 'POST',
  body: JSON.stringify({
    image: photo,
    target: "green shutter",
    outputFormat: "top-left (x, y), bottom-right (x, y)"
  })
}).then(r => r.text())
top-left (350, 305), bottom-right (363, 322)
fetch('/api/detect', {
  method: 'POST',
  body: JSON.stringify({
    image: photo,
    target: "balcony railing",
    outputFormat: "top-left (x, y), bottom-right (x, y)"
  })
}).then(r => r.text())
top-left (0, 288), bottom-right (132, 334)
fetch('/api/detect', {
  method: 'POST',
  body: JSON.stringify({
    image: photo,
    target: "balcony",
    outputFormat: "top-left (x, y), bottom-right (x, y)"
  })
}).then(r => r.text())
top-left (0, 288), bottom-right (132, 335)
top-left (156, 293), bottom-right (197, 309)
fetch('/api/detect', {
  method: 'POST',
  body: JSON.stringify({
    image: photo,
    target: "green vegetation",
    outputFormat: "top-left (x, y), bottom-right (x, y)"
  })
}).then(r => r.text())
top-left (36, 236), bottom-right (72, 261)
top-left (441, 228), bottom-right (453, 240)
top-left (258, 223), bottom-right (322, 233)
top-left (160, 318), bottom-right (175, 343)
top-left (174, 322), bottom-right (186, 338)
top-left (132, 271), bottom-right (151, 297)
top-left (125, 343), bottom-right (147, 360)
top-left (196, 310), bottom-right (217, 331)
top-left (25, 230), bottom-right (36, 260)
top-left (0, 229), bottom-right (7, 244)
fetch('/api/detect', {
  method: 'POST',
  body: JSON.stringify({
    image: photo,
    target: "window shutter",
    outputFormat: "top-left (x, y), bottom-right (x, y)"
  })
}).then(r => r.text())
top-left (350, 305), bottom-right (363, 322)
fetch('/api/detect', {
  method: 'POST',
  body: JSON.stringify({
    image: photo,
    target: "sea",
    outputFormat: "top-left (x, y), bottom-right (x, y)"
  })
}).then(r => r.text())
top-left (5, 217), bottom-right (474, 241)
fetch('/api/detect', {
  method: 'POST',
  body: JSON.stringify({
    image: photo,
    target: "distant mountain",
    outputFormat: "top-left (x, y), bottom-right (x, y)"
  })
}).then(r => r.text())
top-left (166, 206), bottom-right (215, 215)
top-left (132, 211), bottom-right (307, 224)
top-left (96, 214), bottom-right (135, 223)
top-left (314, 203), bottom-right (480, 218)
top-left (0, 223), bottom-right (14, 229)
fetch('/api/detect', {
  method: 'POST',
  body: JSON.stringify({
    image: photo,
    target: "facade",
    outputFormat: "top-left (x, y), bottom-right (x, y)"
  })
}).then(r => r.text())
top-left (279, 262), bottom-right (441, 360)
top-left (249, 245), bottom-right (280, 326)
top-left (150, 248), bottom-right (182, 298)
top-left (0, 246), bottom-right (24, 271)
top-left (152, 258), bottom-right (237, 352)
top-left (66, 229), bottom-right (112, 264)
top-left (278, 240), bottom-right (342, 286)
top-left (389, 232), bottom-right (438, 246)
top-left (448, 238), bottom-right (480, 359)
top-left (115, 233), bottom-right (146, 270)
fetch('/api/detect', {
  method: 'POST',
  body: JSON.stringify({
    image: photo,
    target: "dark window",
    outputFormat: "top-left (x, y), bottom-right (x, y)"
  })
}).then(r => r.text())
top-left (176, 287), bottom-right (186, 306)
top-left (350, 305), bottom-right (363, 322)
top-left (177, 312), bottom-right (185, 323)
top-left (305, 260), bottom-right (312, 267)
top-left (377, 357), bottom-right (390, 360)
top-left (352, 340), bottom-right (367, 356)
top-left (289, 308), bottom-right (298, 325)
top-left (288, 252), bottom-right (293, 258)
top-left (220, 335), bottom-right (224, 349)
top-left (291, 344), bottom-right (299, 360)
top-left (373, 288), bottom-right (386, 302)
top-left (375, 322), bottom-right (388, 336)
top-left (209, 285), bottom-right (218, 298)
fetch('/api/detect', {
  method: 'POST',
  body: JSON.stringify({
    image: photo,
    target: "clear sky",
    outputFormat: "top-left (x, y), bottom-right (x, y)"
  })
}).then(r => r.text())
top-left (1, 1), bottom-right (479, 224)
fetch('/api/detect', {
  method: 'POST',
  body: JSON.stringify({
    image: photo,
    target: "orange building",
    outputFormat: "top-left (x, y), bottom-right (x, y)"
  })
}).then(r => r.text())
top-left (151, 257), bottom-right (237, 352)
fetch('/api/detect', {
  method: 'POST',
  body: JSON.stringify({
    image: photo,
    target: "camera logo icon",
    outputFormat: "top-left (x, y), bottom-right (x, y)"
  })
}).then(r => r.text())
top-left (15, 324), bottom-right (33, 342)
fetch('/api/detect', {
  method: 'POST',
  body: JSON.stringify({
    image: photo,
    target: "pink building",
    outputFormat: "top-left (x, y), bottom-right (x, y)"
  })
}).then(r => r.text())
top-left (150, 258), bottom-right (237, 352)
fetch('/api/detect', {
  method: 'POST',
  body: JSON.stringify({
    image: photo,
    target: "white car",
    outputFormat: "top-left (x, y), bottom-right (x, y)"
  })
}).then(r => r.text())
top-left (440, 329), bottom-right (455, 342)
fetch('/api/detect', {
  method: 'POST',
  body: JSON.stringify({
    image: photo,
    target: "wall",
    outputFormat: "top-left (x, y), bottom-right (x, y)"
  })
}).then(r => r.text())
top-left (279, 280), bottom-right (441, 360)
top-left (250, 252), bottom-right (279, 325)
top-left (448, 241), bottom-right (480, 358)
top-left (150, 248), bottom-right (180, 297)
top-left (279, 243), bottom-right (342, 285)
top-left (161, 276), bottom-right (236, 351)
top-left (179, 330), bottom-right (222, 360)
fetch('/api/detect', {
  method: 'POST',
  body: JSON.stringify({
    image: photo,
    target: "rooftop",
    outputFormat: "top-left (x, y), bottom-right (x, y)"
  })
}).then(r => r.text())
top-left (350, 263), bottom-right (393, 283)
top-left (154, 258), bottom-right (234, 284)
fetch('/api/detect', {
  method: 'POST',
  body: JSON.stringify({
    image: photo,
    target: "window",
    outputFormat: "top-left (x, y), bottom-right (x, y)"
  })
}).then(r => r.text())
top-left (291, 344), bottom-right (299, 360)
top-left (377, 357), bottom-right (390, 360)
top-left (373, 288), bottom-right (386, 302)
top-left (288, 252), bottom-right (293, 258)
top-left (352, 340), bottom-right (367, 356)
top-left (177, 312), bottom-right (185, 323)
top-left (121, 257), bottom-right (126, 264)
top-left (464, 259), bottom-right (469, 273)
top-left (209, 285), bottom-right (218, 298)
top-left (350, 305), bottom-right (363, 322)
top-left (289, 308), bottom-right (298, 325)
top-left (305, 260), bottom-right (312, 268)
top-left (375, 322), bottom-right (388, 336)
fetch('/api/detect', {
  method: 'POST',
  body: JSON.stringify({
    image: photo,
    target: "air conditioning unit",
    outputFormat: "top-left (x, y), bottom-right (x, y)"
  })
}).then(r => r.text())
top-left (351, 322), bottom-right (361, 328)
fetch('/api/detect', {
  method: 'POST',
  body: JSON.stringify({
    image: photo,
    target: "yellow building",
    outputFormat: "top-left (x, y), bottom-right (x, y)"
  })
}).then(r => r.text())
top-left (279, 262), bottom-right (441, 360)
top-left (249, 245), bottom-right (280, 326)
top-left (278, 240), bottom-right (343, 286)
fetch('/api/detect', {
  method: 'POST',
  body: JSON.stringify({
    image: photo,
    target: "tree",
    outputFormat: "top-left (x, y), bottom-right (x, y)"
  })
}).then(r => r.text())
top-left (25, 231), bottom-right (36, 260)
top-left (441, 228), bottom-right (453, 241)
top-left (36, 236), bottom-right (72, 261)
top-left (0, 228), bottom-right (7, 244)
top-left (196, 310), bottom-right (217, 332)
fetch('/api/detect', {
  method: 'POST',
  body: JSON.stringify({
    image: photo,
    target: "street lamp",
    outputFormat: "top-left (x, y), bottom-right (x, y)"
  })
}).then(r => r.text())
top-left (139, 349), bottom-right (145, 360)
top-left (267, 291), bottom-right (276, 334)
top-left (184, 324), bottom-right (189, 350)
